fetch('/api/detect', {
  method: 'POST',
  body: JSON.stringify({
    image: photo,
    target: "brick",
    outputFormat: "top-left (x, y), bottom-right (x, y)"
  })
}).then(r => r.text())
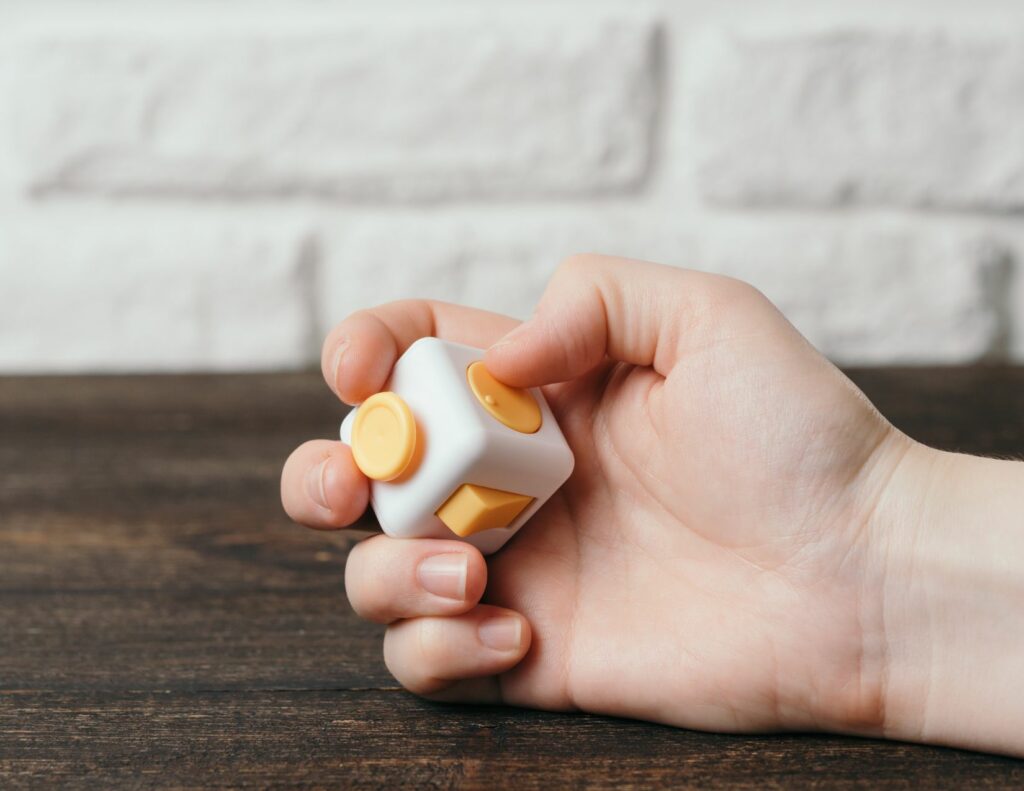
top-left (694, 32), bottom-right (1024, 210)
top-left (9, 20), bottom-right (657, 200)
top-left (697, 228), bottom-right (1010, 364)
top-left (315, 214), bottom-right (696, 336)
top-left (317, 217), bottom-right (1008, 364)
top-left (0, 220), bottom-right (312, 372)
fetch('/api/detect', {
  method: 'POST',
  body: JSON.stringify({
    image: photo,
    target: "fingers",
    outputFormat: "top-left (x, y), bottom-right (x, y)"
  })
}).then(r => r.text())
top-left (345, 535), bottom-right (487, 623)
top-left (484, 253), bottom-right (763, 387)
top-left (321, 300), bottom-right (520, 404)
top-left (345, 537), bottom-right (528, 702)
top-left (383, 605), bottom-right (532, 697)
top-left (281, 439), bottom-right (369, 529)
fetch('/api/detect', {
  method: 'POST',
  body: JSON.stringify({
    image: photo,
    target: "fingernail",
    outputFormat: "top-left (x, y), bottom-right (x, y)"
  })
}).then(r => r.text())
top-left (417, 553), bottom-right (468, 601)
top-left (330, 339), bottom-right (350, 393)
top-left (305, 458), bottom-right (330, 511)
top-left (478, 616), bottom-right (522, 652)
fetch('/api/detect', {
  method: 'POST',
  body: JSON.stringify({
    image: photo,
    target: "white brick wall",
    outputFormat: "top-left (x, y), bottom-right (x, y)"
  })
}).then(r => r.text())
top-left (0, 216), bottom-right (312, 371)
top-left (2, 1), bottom-right (1023, 372)
top-left (693, 31), bottom-right (1024, 210)
top-left (698, 228), bottom-right (1012, 364)
top-left (11, 21), bottom-right (656, 199)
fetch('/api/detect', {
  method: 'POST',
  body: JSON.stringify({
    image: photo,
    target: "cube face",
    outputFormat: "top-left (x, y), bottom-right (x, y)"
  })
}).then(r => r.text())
top-left (340, 338), bottom-right (574, 555)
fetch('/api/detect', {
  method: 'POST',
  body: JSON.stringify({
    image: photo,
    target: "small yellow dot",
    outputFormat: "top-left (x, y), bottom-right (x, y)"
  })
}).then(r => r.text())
top-left (484, 394), bottom-right (496, 405)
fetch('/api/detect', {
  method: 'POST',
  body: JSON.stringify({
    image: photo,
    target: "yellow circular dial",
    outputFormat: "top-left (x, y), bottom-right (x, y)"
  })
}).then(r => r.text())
top-left (350, 392), bottom-right (418, 481)
top-left (466, 361), bottom-right (542, 434)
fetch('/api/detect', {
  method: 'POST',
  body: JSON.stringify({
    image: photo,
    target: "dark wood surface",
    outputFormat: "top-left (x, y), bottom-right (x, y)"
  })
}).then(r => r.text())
top-left (1, 368), bottom-right (1023, 789)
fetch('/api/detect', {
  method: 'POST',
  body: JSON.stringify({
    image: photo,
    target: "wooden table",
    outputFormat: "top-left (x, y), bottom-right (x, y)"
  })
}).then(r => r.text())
top-left (2, 369), bottom-right (1023, 789)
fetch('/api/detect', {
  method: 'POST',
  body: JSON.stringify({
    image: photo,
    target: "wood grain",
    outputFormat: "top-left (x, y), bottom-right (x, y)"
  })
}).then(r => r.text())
top-left (1, 369), bottom-right (1022, 788)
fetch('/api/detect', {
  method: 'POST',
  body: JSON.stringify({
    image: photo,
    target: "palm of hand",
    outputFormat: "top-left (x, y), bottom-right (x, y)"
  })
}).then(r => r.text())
top-left (483, 312), bottom-right (895, 733)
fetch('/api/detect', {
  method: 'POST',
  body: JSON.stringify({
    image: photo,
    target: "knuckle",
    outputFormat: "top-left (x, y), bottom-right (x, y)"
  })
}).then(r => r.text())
top-left (719, 273), bottom-right (764, 301)
top-left (378, 299), bottom-right (414, 314)
top-left (281, 441), bottom-right (321, 508)
top-left (320, 324), bottom-right (345, 364)
top-left (281, 445), bottom-right (304, 479)
top-left (343, 536), bottom-right (403, 623)
top-left (557, 252), bottom-right (605, 278)
top-left (413, 617), bottom-right (449, 669)
top-left (698, 273), bottom-right (768, 314)
top-left (319, 308), bottom-right (373, 361)
top-left (343, 543), bottom-right (377, 619)
top-left (553, 254), bottom-right (627, 310)
top-left (295, 438), bottom-right (325, 458)
top-left (284, 440), bottom-right (312, 469)
top-left (381, 629), bottom-right (407, 683)
top-left (383, 626), bottom-right (436, 696)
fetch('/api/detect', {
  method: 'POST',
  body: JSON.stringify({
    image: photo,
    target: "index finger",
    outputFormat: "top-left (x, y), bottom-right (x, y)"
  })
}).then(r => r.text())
top-left (322, 299), bottom-right (520, 404)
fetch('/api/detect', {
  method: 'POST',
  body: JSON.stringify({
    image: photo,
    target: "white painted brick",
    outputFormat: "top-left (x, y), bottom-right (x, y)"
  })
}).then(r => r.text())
top-left (316, 214), bottom-right (696, 337)
top-left (9, 19), bottom-right (657, 200)
top-left (697, 228), bottom-right (1010, 364)
top-left (0, 219), bottom-right (312, 372)
top-left (1, 5), bottom-right (1019, 373)
top-left (694, 32), bottom-right (1024, 210)
top-left (318, 216), bottom-right (1007, 364)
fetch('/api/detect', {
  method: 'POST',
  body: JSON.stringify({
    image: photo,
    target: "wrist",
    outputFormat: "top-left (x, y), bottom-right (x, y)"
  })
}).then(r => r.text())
top-left (868, 440), bottom-right (1024, 755)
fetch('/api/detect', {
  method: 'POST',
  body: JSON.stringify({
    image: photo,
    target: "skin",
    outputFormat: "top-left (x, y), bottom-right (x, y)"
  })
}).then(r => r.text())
top-left (281, 254), bottom-right (1024, 755)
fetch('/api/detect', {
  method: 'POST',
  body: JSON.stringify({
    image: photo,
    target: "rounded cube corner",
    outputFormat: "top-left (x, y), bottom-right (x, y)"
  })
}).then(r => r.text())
top-left (556, 446), bottom-right (576, 485)
top-left (404, 336), bottom-right (445, 358)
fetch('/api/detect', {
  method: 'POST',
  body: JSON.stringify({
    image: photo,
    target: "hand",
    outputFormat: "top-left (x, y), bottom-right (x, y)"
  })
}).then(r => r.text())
top-left (281, 254), bottom-right (1024, 754)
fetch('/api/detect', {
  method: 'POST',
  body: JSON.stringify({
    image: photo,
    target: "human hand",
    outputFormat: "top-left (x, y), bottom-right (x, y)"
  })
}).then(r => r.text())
top-left (281, 254), bottom-right (1024, 754)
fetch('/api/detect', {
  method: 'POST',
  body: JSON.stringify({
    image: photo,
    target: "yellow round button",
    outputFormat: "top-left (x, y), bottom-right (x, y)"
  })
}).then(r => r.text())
top-left (351, 392), bottom-right (418, 481)
top-left (467, 361), bottom-right (542, 434)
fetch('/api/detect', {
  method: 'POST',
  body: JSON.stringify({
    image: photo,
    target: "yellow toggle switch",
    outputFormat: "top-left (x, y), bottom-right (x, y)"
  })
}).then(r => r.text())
top-left (436, 484), bottom-right (534, 537)
top-left (466, 361), bottom-right (542, 434)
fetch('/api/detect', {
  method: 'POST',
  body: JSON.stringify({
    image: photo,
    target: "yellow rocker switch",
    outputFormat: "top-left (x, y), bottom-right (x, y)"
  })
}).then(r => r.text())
top-left (436, 484), bottom-right (534, 538)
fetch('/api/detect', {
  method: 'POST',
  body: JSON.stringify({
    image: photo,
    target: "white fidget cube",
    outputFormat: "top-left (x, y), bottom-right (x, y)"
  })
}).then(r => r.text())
top-left (339, 338), bottom-right (574, 555)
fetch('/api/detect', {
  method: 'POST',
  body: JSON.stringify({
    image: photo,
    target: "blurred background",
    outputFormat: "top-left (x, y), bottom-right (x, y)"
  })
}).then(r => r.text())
top-left (1, 0), bottom-right (1022, 373)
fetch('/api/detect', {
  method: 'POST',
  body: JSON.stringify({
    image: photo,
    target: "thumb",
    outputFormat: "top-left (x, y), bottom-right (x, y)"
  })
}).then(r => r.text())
top-left (484, 254), bottom-right (729, 388)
